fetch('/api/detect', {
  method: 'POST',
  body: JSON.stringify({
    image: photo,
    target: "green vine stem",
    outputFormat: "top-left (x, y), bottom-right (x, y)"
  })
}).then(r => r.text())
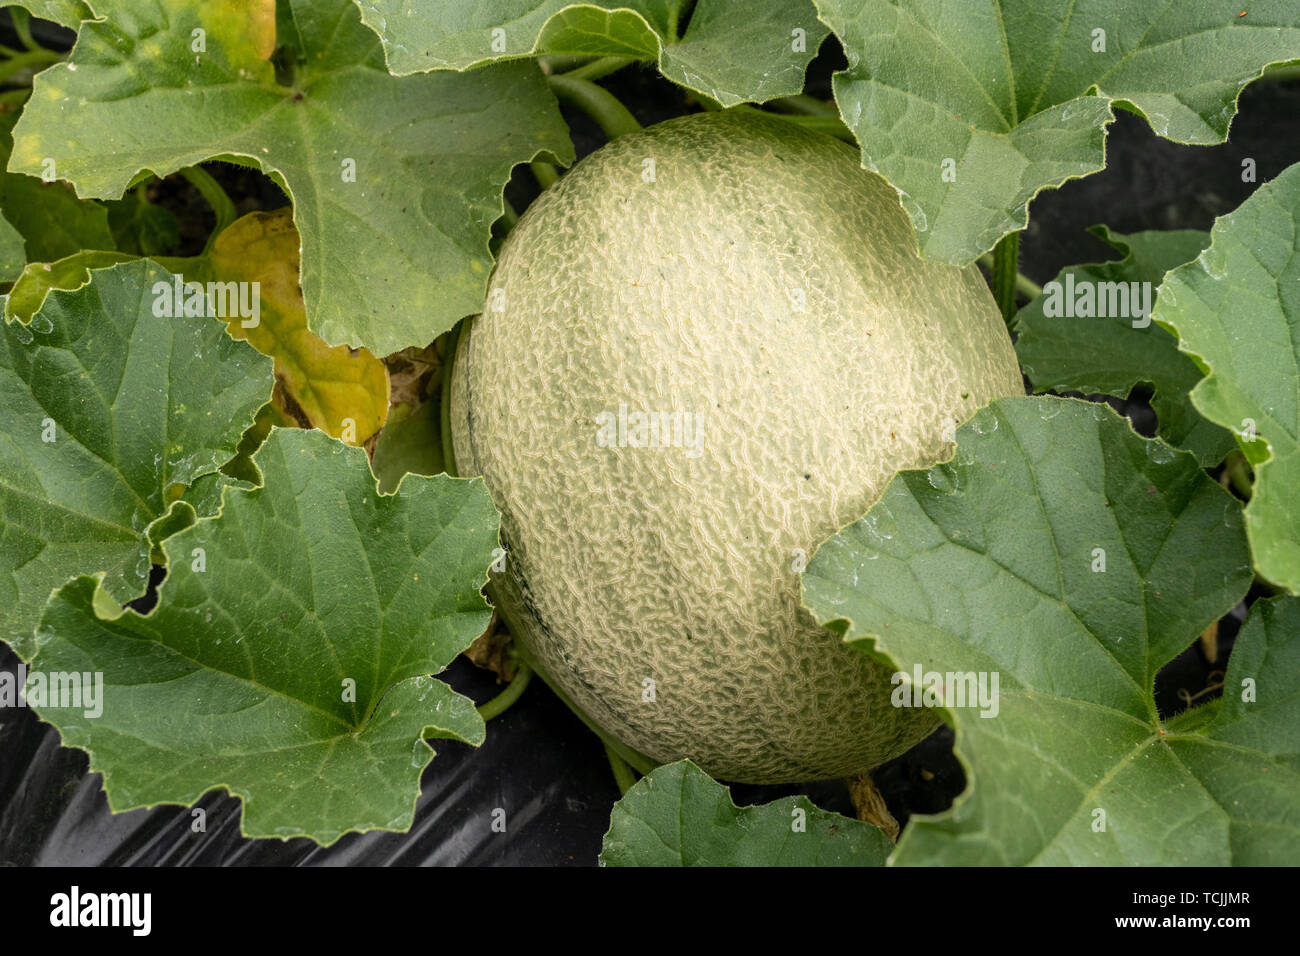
top-left (977, 251), bottom-right (1045, 303)
top-left (976, 251), bottom-right (1043, 304)
top-left (768, 94), bottom-right (839, 117)
top-left (729, 104), bottom-right (854, 143)
top-left (0, 46), bottom-right (61, 84)
top-left (536, 54), bottom-right (591, 74)
top-left (9, 8), bottom-right (39, 52)
top-left (497, 196), bottom-right (519, 232)
top-left (178, 165), bottom-right (237, 252)
top-left (664, 2), bottom-right (682, 41)
top-left (496, 608), bottom-right (660, 775)
top-left (765, 112), bottom-right (854, 143)
top-left (547, 73), bottom-right (643, 140)
top-left (604, 743), bottom-right (639, 796)
top-left (990, 231), bottom-right (1021, 324)
top-left (476, 659), bottom-right (534, 721)
top-left (530, 160), bottom-right (560, 190)
top-left (562, 55), bottom-right (635, 84)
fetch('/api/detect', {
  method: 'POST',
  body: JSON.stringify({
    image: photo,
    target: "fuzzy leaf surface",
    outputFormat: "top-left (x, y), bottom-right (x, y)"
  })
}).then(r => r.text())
top-left (0, 259), bottom-right (272, 659)
top-left (600, 760), bottom-right (890, 866)
top-left (25, 427), bottom-right (499, 844)
top-left (802, 397), bottom-right (1272, 864)
top-left (814, 0), bottom-right (1300, 263)
top-left (1153, 161), bottom-right (1300, 594)
top-left (7, 0), bottom-right (574, 353)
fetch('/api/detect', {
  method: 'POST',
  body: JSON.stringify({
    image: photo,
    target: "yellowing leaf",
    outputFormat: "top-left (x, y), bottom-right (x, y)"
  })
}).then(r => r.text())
top-left (202, 0), bottom-right (278, 61)
top-left (7, 1), bottom-right (574, 354)
top-left (205, 209), bottom-right (389, 445)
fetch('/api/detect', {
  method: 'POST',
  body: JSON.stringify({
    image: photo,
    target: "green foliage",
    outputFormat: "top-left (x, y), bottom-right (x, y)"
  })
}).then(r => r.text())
top-left (104, 189), bottom-right (181, 256)
top-left (0, 259), bottom-right (272, 660)
top-left (354, 0), bottom-right (829, 106)
top-left (0, 108), bottom-right (114, 279)
top-left (8, 0), bottom-right (575, 353)
top-left (803, 397), bottom-right (1292, 865)
top-left (814, 0), bottom-right (1300, 263)
top-left (1154, 162), bottom-right (1300, 594)
top-left (372, 400), bottom-right (444, 494)
top-left (28, 428), bottom-right (499, 844)
top-left (1014, 226), bottom-right (1236, 466)
top-left (601, 760), bottom-right (891, 866)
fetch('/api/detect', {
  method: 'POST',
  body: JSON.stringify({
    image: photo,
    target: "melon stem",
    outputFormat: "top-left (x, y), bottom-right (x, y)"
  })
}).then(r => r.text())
top-left (604, 744), bottom-right (639, 796)
top-left (547, 74), bottom-right (643, 140)
top-left (561, 55), bottom-right (636, 84)
top-left (734, 104), bottom-right (855, 143)
top-left (476, 660), bottom-right (534, 721)
top-left (530, 160), bottom-right (560, 190)
top-left (978, 246), bottom-right (1042, 314)
top-left (768, 94), bottom-right (839, 117)
top-left (178, 166), bottom-right (237, 255)
top-left (990, 231), bottom-right (1021, 324)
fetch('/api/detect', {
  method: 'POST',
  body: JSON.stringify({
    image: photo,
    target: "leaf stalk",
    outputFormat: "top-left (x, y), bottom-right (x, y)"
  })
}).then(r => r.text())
top-left (548, 73), bottom-right (642, 140)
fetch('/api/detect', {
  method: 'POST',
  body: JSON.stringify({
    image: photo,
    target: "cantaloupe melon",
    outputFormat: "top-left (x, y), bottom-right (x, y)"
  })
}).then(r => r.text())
top-left (450, 108), bottom-right (1023, 783)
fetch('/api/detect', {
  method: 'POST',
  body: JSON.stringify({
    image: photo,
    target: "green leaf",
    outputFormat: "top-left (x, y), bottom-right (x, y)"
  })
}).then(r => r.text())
top-left (1162, 596), bottom-right (1300, 862)
top-left (359, 0), bottom-right (666, 69)
top-left (803, 396), bottom-right (1267, 865)
top-left (1014, 226), bottom-right (1236, 466)
top-left (354, 0), bottom-right (830, 107)
top-left (1153, 162), bottom-right (1300, 594)
top-left (0, 211), bottom-right (24, 279)
top-left (4, 210), bottom-right (392, 445)
top-left (0, 108), bottom-right (114, 278)
top-left (7, 0), bottom-right (575, 354)
top-left (104, 189), bottom-right (181, 256)
top-left (600, 760), bottom-right (890, 866)
top-left (3, 249), bottom-right (134, 323)
top-left (372, 399), bottom-right (444, 494)
top-left (7, 1), bottom-right (86, 29)
top-left (0, 258), bottom-right (273, 660)
top-left (659, 1), bottom-right (830, 107)
top-left (814, 0), bottom-right (1300, 264)
top-left (216, 400), bottom-right (285, 493)
top-left (25, 427), bottom-right (499, 845)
